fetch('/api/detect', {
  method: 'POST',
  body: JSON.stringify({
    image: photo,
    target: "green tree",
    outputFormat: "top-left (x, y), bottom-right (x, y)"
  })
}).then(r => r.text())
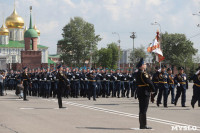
top-left (57, 17), bottom-right (101, 67)
top-left (97, 48), bottom-right (112, 68)
top-left (107, 42), bottom-right (120, 69)
top-left (130, 46), bottom-right (147, 63)
top-left (161, 32), bottom-right (197, 69)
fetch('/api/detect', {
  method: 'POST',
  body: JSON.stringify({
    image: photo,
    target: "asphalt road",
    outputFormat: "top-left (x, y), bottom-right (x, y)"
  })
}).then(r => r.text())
top-left (0, 83), bottom-right (200, 133)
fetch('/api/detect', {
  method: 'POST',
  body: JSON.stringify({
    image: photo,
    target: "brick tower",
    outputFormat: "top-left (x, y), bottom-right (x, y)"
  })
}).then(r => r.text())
top-left (21, 6), bottom-right (41, 69)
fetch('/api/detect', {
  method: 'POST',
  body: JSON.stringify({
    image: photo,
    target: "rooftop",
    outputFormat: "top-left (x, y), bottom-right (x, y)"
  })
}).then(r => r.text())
top-left (0, 40), bottom-right (48, 49)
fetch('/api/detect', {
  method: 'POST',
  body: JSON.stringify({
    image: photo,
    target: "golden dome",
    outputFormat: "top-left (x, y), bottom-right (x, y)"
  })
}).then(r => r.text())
top-left (33, 24), bottom-right (40, 36)
top-left (6, 9), bottom-right (24, 29)
top-left (0, 24), bottom-right (9, 36)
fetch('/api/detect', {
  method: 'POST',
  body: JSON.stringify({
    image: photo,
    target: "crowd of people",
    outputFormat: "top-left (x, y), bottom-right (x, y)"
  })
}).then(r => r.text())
top-left (0, 63), bottom-right (200, 108)
top-left (1, 59), bottom-right (200, 130)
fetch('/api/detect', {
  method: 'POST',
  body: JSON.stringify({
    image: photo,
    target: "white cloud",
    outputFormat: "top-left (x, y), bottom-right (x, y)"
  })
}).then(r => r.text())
top-left (63, 0), bottom-right (76, 8)
top-left (146, 0), bottom-right (161, 6)
top-left (38, 21), bottom-right (59, 34)
top-left (2, 0), bottom-right (200, 54)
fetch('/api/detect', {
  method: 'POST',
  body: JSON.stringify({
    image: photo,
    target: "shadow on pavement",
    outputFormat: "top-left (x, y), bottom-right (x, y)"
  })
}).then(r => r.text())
top-left (94, 104), bottom-right (119, 106)
top-left (161, 108), bottom-right (190, 110)
top-left (77, 127), bottom-right (132, 130)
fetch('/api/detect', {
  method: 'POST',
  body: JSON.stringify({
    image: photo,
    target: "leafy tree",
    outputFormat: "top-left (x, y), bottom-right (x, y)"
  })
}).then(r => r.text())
top-left (96, 42), bottom-right (120, 69)
top-left (161, 32), bottom-right (197, 69)
top-left (57, 17), bottom-right (101, 67)
top-left (97, 48), bottom-right (112, 68)
top-left (129, 45), bottom-right (147, 63)
top-left (107, 42), bottom-right (120, 69)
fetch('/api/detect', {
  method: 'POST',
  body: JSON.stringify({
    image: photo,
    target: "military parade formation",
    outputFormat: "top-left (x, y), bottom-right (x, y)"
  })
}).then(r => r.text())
top-left (0, 61), bottom-right (200, 110)
top-left (1, 58), bottom-right (200, 129)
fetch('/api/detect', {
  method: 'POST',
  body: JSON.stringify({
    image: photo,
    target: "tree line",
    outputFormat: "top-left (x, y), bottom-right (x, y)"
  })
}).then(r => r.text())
top-left (57, 17), bottom-right (198, 73)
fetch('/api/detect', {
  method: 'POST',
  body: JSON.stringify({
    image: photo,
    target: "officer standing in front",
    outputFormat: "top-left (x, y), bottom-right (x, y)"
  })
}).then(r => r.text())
top-left (56, 65), bottom-right (69, 108)
top-left (21, 67), bottom-right (30, 101)
top-left (135, 58), bottom-right (155, 129)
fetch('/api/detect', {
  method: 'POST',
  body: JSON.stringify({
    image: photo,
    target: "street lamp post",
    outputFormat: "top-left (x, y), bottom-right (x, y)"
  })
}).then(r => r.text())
top-left (112, 32), bottom-right (121, 69)
top-left (193, 12), bottom-right (200, 27)
top-left (130, 32), bottom-right (136, 70)
top-left (151, 21), bottom-right (162, 33)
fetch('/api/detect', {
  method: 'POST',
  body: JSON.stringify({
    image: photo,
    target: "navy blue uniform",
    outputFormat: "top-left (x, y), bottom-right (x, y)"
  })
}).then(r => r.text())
top-left (157, 72), bottom-right (169, 107)
top-left (120, 73), bottom-right (125, 97)
top-left (152, 71), bottom-right (160, 98)
top-left (88, 72), bottom-right (97, 101)
top-left (191, 74), bottom-right (200, 108)
top-left (80, 72), bottom-right (88, 97)
top-left (110, 73), bottom-right (116, 97)
top-left (114, 73), bottom-right (122, 98)
top-left (21, 72), bottom-right (30, 101)
top-left (7, 73), bottom-right (16, 90)
top-left (131, 72), bottom-right (137, 97)
top-left (124, 73), bottom-right (131, 98)
top-left (136, 69), bottom-right (155, 129)
top-left (168, 74), bottom-right (175, 104)
top-left (174, 73), bottom-right (188, 107)
top-left (73, 72), bottom-right (80, 98)
top-left (32, 72), bottom-right (39, 96)
top-left (96, 73), bottom-right (102, 97)
top-left (56, 71), bottom-right (69, 108)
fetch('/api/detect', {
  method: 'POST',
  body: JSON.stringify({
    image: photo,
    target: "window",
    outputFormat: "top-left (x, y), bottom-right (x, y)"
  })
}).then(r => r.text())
top-left (12, 55), bottom-right (16, 63)
top-left (10, 31), bottom-right (12, 39)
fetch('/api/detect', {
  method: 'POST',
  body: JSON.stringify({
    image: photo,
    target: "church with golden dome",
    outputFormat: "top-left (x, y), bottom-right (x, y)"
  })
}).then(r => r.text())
top-left (0, 5), bottom-right (48, 70)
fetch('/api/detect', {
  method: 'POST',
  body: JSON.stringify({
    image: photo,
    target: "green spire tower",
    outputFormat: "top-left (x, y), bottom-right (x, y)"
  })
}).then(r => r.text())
top-left (24, 6), bottom-right (38, 38)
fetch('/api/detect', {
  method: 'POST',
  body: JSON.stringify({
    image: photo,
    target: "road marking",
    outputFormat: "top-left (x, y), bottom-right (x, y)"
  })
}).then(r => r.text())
top-left (130, 128), bottom-right (154, 130)
top-left (59, 101), bottom-right (200, 131)
top-left (20, 107), bottom-right (34, 110)
top-left (20, 107), bottom-right (67, 110)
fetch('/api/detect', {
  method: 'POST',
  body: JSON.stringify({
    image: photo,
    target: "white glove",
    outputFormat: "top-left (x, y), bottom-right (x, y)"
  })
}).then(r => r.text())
top-left (177, 83), bottom-right (180, 87)
top-left (44, 78), bottom-right (47, 81)
top-left (73, 76), bottom-right (75, 79)
top-left (158, 69), bottom-right (161, 72)
top-left (195, 70), bottom-right (200, 75)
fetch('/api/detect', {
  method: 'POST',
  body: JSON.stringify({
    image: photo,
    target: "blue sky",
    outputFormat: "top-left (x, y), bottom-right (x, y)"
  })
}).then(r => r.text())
top-left (0, 0), bottom-right (200, 54)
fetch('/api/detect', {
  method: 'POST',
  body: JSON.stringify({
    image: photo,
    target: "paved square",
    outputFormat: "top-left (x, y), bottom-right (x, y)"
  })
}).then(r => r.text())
top-left (0, 83), bottom-right (199, 133)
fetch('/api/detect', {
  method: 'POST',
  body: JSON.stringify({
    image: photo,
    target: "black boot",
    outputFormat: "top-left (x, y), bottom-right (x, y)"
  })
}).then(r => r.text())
top-left (58, 98), bottom-right (62, 108)
top-left (139, 114), bottom-right (152, 129)
top-left (191, 102), bottom-right (194, 109)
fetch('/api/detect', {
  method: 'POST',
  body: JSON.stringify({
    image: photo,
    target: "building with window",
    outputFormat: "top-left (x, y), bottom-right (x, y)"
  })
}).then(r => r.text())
top-left (0, 6), bottom-right (48, 70)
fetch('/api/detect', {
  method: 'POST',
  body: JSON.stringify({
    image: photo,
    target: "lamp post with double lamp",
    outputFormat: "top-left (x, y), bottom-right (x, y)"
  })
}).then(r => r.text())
top-left (112, 32), bottom-right (121, 69)
top-left (130, 32), bottom-right (136, 70)
top-left (151, 21), bottom-right (162, 33)
top-left (193, 11), bottom-right (200, 27)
